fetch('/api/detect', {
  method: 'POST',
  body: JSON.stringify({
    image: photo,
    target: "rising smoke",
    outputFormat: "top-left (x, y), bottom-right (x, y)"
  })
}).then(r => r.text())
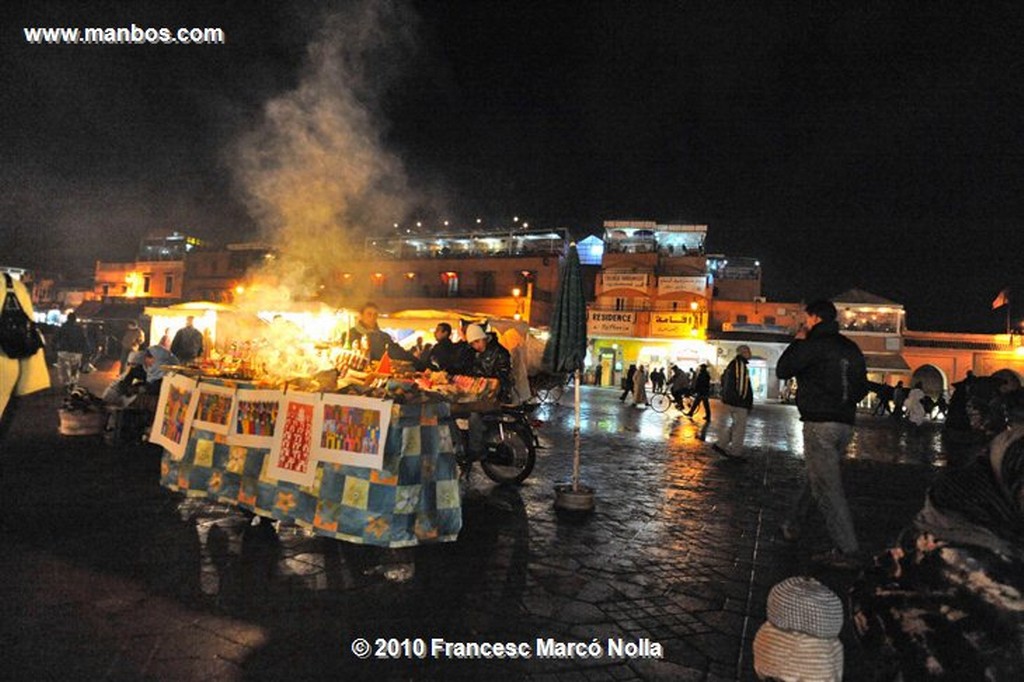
top-left (234, 1), bottom-right (424, 301)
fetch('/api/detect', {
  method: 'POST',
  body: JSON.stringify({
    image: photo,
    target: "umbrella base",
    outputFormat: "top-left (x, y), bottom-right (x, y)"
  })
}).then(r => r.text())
top-left (554, 483), bottom-right (595, 512)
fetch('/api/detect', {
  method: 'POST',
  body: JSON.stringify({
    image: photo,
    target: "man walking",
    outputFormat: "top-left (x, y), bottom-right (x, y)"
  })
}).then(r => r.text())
top-left (686, 364), bottom-right (712, 420)
top-left (714, 345), bottom-right (753, 459)
top-left (776, 299), bottom-right (869, 569)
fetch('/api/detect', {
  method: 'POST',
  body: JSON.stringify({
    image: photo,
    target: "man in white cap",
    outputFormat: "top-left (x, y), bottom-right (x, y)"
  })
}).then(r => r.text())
top-left (464, 323), bottom-right (513, 460)
top-left (714, 345), bottom-right (753, 459)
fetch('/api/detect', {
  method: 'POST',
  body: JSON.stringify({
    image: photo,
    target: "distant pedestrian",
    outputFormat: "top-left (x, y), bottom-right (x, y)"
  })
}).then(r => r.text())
top-left (777, 299), bottom-right (869, 569)
top-left (170, 316), bottom-right (204, 363)
top-left (904, 382), bottom-right (927, 426)
top-left (715, 346), bottom-right (753, 459)
top-left (650, 367), bottom-right (665, 393)
top-left (686, 364), bottom-right (712, 420)
top-left (872, 383), bottom-right (894, 416)
top-left (55, 311), bottom-right (90, 386)
top-left (620, 364), bottom-right (637, 402)
top-left (633, 364), bottom-right (649, 407)
top-left (892, 381), bottom-right (907, 419)
top-left (593, 363), bottom-right (602, 387)
top-left (669, 364), bottom-right (691, 409)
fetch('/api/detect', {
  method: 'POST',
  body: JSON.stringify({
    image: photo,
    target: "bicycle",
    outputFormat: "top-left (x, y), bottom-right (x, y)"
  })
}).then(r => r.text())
top-left (649, 386), bottom-right (693, 414)
top-left (529, 372), bottom-right (570, 405)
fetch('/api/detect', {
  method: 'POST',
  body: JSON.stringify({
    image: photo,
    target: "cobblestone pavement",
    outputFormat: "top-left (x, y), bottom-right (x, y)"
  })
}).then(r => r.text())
top-left (0, 374), bottom-right (984, 681)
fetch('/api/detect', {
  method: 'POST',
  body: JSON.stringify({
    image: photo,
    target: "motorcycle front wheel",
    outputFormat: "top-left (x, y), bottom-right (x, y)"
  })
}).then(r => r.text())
top-left (480, 423), bottom-right (536, 485)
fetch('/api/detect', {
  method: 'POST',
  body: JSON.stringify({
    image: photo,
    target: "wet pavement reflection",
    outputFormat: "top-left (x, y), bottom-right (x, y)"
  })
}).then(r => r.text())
top-left (0, 384), bottom-right (987, 680)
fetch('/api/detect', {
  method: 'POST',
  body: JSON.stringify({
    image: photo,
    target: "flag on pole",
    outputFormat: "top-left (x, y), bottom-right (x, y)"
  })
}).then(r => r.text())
top-left (992, 288), bottom-right (1010, 310)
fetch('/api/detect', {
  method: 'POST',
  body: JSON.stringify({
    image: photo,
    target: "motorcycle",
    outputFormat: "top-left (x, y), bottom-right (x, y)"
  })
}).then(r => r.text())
top-left (449, 404), bottom-right (538, 485)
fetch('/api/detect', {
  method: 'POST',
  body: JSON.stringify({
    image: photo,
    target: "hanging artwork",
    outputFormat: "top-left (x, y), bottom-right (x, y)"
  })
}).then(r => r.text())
top-left (190, 382), bottom-right (236, 435)
top-left (267, 391), bottom-right (319, 486)
top-left (149, 373), bottom-right (199, 460)
top-left (226, 388), bottom-right (282, 447)
top-left (312, 394), bottom-right (393, 470)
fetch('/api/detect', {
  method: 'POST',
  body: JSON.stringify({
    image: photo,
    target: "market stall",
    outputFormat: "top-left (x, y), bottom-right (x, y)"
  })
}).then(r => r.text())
top-left (151, 342), bottom-right (501, 546)
top-left (157, 376), bottom-right (461, 547)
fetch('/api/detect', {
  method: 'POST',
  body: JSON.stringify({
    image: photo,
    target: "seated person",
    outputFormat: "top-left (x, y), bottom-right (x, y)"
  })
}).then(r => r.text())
top-left (345, 302), bottom-right (415, 363)
top-left (851, 418), bottom-right (1024, 679)
top-left (416, 322), bottom-right (473, 375)
top-left (462, 324), bottom-right (513, 461)
top-left (101, 350), bottom-right (146, 405)
top-left (142, 345), bottom-right (180, 392)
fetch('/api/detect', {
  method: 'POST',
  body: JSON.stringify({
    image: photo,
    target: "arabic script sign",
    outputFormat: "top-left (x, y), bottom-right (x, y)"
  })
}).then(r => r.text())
top-left (650, 313), bottom-right (698, 337)
top-left (657, 276), bottom-right (707, 297)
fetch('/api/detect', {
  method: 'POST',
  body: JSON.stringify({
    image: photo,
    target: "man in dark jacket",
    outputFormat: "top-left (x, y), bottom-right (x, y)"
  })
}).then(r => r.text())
top-left (619, 364), bottom-right (637, 402)
top-left (686, 364), bottom-right (712, 420)
top-left (714, 345), bottom-right (753, 459)
top-left (170, 316), bottom-right (204, 363)
top-left (776, 299), bottom-right (869, 568)
top-left (466, 324), bottom-right (513, 403)
top-left (417, 322), bottom-right (472, 374)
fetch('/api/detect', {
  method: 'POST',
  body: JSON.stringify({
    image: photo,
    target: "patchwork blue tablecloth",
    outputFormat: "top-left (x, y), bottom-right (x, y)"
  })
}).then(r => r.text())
top-left (160, 400), bottom-right (462, 547)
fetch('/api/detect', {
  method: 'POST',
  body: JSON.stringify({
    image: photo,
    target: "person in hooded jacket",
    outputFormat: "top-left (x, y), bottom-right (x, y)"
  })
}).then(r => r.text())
top-left (715, 345), bottom-right (753, 459)
top-left (776, 299), bottom-right (869, 569)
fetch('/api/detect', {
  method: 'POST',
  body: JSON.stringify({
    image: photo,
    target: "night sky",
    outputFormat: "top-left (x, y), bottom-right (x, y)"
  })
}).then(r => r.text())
top-left (4, 1), bottom-right (1024, 332)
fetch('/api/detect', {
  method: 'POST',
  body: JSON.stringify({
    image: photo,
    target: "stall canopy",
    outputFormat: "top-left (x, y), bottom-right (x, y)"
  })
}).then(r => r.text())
top-left (74, 300), bottom-right (146, 322)
top-left (144, 301), bottom-right (234, 352)
top-left (386, 309), bottom-right (538, 405)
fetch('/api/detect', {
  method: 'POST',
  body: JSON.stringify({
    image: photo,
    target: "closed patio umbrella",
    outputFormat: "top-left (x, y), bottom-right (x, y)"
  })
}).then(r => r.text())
top-left (543, 243), bottom-right (592, 507)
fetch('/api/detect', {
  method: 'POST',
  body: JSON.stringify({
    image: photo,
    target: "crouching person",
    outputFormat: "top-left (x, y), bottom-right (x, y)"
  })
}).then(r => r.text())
top-left (851, 407), bottom-right (1024, 680)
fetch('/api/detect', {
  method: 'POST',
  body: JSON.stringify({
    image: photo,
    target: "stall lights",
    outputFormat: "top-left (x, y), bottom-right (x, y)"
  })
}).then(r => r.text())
top-left (234, 285), bottom-right (246, 295)
top-left (512, 287), bottom-right (522, 298)
top-left (405, 272), bottom-right (416, 280)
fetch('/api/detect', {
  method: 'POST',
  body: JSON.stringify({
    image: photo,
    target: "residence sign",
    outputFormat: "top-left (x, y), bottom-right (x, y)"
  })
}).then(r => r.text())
top-left (588, 310), bottom-right (636, 336)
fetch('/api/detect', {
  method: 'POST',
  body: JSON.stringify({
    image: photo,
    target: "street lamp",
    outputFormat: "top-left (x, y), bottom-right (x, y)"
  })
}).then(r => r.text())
top-left (512, 287), bottom-right (523, 320)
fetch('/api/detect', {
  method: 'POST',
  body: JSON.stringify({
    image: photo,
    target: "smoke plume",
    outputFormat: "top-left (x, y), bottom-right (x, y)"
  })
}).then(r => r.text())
top-left (233, 1), bottom-right (420, 300)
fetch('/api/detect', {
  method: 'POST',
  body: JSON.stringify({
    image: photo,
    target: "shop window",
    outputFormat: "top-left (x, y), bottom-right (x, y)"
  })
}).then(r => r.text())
top-left (764, 316), bottom-right (775, 325)
top-left (143, 275), bottom-right (151, 294)
top-left (441, 272), bottom-right (459, 296)
top-left (476, 271), bottom-right (496, 297)
top-left (102, 284), bottom-right (109, 296)
top-left (736, 314), bottom-right (748, 324)
top-left (165, 275), bottom-right (174, 294)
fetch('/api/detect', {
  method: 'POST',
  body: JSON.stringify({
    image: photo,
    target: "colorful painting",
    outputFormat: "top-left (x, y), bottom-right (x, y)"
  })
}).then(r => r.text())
top-left (267, 392), bottom-right (319, 486)
top-left (227, 389), bottom-right (282, 447)
top-left (191, 382), bottom-right (236, 435)
top-left (149, 373), bottom-right (199, 459)
top-left (312, 394), bottom-right (393, 469)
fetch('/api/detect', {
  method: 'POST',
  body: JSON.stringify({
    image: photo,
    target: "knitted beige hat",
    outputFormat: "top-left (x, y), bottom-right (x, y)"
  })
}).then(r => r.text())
top-left (753, 621), bottom-right (843, 681)
top-left (766, 576), bottom-right (844, 639)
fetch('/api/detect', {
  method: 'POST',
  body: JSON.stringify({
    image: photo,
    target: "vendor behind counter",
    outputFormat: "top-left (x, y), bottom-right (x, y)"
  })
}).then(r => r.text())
top-left (344, 302), bottom-right (415, 362)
